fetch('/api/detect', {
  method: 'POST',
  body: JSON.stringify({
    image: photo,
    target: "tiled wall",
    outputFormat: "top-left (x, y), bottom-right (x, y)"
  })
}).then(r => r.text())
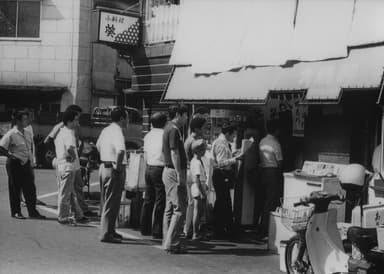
top-left (0, 0), bottom-right (93, 113)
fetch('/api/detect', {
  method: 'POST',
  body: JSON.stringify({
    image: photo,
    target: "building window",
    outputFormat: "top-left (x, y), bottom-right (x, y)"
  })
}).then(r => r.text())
top-left (0, 0), bottom-right (41, 38)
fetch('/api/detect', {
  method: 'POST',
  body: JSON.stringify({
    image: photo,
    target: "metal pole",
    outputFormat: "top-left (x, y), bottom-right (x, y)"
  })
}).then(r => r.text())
top-left (381, 106), bottom-right (384, 175)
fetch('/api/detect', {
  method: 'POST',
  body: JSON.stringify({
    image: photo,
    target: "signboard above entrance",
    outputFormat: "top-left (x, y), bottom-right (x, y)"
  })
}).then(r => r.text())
top-left (97, 10), bottom-right (141, 47)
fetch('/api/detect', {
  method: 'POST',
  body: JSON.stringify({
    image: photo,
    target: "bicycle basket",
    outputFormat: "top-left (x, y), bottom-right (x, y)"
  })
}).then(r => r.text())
top-left (281, 205), bottom-right (314, 232)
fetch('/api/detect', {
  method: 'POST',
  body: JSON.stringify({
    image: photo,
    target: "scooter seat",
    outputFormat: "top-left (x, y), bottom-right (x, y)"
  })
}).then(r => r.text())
top-left (347, 226), bottom-right (378, 253)
top-left (366, 249), bottom-right (384, 268)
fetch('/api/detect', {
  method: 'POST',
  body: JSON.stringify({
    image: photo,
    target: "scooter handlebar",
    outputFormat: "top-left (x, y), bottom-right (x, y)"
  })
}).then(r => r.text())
top-left (293, 201), bottom-right (307, 207)
top-left (293, 193), bottom-right (345, 207)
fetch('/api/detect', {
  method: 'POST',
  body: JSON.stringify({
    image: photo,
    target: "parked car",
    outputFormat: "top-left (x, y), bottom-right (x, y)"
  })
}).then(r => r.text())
top-left (91, 106), bottom-right (143, 149)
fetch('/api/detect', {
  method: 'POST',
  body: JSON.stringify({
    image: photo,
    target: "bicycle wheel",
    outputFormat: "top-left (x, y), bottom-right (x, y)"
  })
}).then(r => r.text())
top-left (285, 235), bottom-right (313, 274)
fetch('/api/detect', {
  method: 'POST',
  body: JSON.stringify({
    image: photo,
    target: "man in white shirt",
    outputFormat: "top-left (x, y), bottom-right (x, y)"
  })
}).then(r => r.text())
top-left (55, 110), bottom-right (87, 225)
top-left (0, 110), bottom-right (45, 219)
top-left (140, 112), bottom-right (167, 239)
top-left (211, 125), bottom-right (242, 239)
top-left (96, 107), bottom-right (128, 243)
top-left (45, 105), bottom-right (93, 216)
top-left (258, 119), bottom-right (283, 239)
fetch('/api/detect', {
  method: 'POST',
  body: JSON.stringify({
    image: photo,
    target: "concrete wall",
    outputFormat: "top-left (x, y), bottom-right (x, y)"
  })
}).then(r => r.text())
top-left (0, 0), bottom-right (93, 113)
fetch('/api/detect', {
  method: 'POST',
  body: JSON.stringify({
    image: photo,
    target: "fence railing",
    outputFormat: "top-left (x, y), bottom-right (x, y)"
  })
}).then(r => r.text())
top-left (144, 4), bottom-right (180, 44)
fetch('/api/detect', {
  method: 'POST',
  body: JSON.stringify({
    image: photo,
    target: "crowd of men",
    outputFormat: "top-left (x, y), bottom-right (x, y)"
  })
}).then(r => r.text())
top-left (0, 103), bottom-right (284, 254)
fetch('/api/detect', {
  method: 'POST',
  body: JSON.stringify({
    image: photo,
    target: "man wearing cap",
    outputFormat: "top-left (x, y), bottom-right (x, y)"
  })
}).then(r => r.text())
top-left (211, 125), bottom-right (242, 239)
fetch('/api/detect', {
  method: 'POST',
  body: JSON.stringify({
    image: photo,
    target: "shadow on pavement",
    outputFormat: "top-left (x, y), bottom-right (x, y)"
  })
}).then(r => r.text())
top-left (28, 217), bottom-right (58, 222)
top-left (184, 238), bottom-right (270, 256)
top-left (187, 247), bottom-right (271, 256)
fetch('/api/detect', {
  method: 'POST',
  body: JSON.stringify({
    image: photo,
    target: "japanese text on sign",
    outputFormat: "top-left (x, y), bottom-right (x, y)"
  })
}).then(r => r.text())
top-left (99, 11), bottom-right (140, 46)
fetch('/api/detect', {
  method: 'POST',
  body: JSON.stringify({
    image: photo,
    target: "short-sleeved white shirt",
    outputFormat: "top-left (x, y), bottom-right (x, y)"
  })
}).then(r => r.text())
top-left (372, 144), bottom-right (382, 173)
top-left (96, 123), bottom-right (127, 164)
top-left (190, 156), bottom-right (207, 183)
top-left (54, 126), bottom-right (80, 170)
top-left (48, 122), bottom-right (64, 139)
top-left (144, 128), bottom-right (164, 166)
top-left (259, 134), bottom-right (283, 168)
top-left (0, 126), bottom-right (33, 165)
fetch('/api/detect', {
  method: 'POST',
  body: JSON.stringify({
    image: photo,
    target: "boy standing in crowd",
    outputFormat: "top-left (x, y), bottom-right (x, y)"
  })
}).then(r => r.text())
top-left (189, 139), bottom-right (208, 240)
top-left (183, 117), bottom-right (207, 238)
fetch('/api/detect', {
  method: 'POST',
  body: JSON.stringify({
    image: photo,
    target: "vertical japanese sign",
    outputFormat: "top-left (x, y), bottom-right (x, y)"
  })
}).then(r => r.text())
top-left (99, 11), bottom-right (140, 46)
top-left (265, 92), bottom-right (307, 137)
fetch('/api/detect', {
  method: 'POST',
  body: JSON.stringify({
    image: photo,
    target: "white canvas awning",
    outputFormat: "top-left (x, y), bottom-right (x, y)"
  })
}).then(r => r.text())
top-left (164, 46), bottom-right (384, 103)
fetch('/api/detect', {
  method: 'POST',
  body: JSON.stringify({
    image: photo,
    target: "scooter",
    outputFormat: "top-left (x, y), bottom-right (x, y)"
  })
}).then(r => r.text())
top-left (284, 191), bottom-right (384, 274)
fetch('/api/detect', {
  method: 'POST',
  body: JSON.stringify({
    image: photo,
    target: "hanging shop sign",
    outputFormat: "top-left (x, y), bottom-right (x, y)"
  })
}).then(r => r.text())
top-left (97, 10), bottom-right (141, 47)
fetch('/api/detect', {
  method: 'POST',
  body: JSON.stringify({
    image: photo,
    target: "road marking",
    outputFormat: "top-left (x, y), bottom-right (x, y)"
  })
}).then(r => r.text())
top-left (36, 182), bottom-right (149, 242)
top-left (37, 182), bottom-right (99, 199)
top-left (37, 205), bottom-right (58, 215)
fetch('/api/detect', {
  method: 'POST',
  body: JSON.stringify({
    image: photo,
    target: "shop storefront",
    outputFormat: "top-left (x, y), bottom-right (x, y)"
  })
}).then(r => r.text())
top-left (161, 43), bottom-right (384, 227)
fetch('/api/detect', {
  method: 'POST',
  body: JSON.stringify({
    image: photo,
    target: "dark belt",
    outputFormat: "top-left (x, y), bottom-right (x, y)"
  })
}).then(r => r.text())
top-left (165, 165), bottom-right (175, 169)
top-left (147, 165), bottom-right (164, 168)
top-left (214, 168), bottom-right (232, 172)
top-left (101, 161), bottom-right (113, 168)
top-left (9, 158), bottom-right (30, 166)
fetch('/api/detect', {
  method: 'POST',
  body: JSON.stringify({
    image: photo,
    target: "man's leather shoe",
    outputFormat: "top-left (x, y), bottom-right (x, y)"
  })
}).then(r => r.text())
top-left (165, 246), bottom-right (188, 254)
top-left (100, 237), bottom-right (122, 244)
top-left (29, 213), bottom-right (46, 219)
top-left (83, 210), bottom-right (97, 217)
top-left (152, 234), bottom-right (163, 240)
top-left (12, 213), bottom-right (26, 219)
top-left (113, 232), bottom-right (123, 240)
top-left (58, 217), bottom-right (76, 225)
top-left (76, 216), bottom-right (89, 224)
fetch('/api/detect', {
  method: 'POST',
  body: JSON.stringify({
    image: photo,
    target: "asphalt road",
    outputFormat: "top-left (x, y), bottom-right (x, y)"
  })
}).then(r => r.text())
top-left (0, 162), bottom-right (281, 274)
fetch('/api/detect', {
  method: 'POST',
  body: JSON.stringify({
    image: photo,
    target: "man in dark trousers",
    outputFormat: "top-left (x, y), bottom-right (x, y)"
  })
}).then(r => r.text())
top-left (258, 119), bottom-right (283, 240)
top-left (0, 110), bottom-right (45, 219)
top-left (140, 112), bottom-right (167, 239)
top-left (162, 104), bottom-right (188, 254)
top-left (96, 107), bottom-right (128, 243)
top-left (211, 125), bottom-right (242, 239)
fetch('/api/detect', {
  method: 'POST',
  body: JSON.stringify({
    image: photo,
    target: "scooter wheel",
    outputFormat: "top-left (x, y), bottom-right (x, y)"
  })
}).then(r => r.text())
top-left (285, 235), bottom-right (313, 274)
